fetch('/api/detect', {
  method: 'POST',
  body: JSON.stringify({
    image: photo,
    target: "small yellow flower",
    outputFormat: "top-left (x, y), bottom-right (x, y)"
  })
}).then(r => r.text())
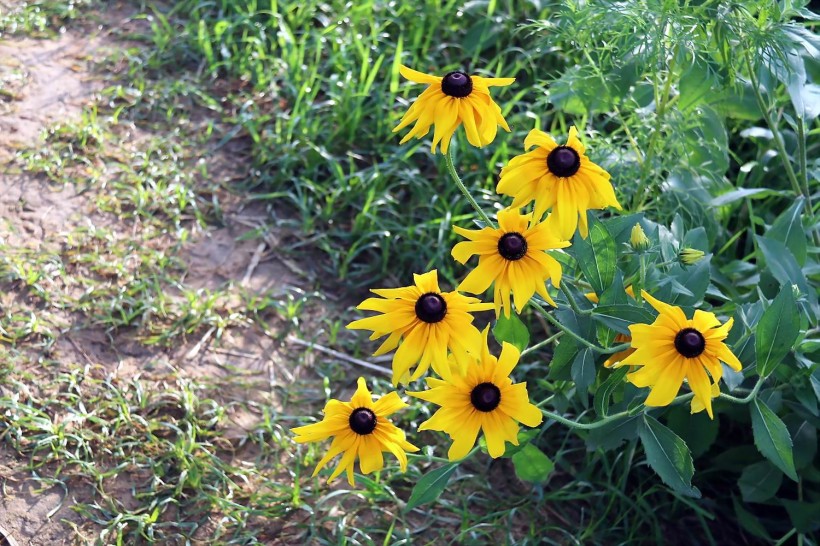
top-left (393, 65), bottom-right (515, 154)
top-left (679, 247), bottom-right (705, 265)
top-left (408, 329), bottom-right (542, 460)
top-left (619, 291), bottom-right (742, 419)
top-left (451, 208), bottom-right (570, 317)
top-left (630, 224), bottom-right (650, 252)
top-left (496, 126), bottom-right (621, 239)
top-left (292, 378), bottom-right (419, 485)
top-left (346, 270), bottom-right (492, 384)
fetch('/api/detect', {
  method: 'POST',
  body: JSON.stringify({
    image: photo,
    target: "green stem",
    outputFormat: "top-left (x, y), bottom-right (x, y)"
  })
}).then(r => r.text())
top-left (744, 49), bottom-right (814, 223)
top-left (521, 331), bottom-right (563, 357)
top-left (541, 407), bottom-right (633, 430)
top-left (636, 255), bottom-right (646, 305)
top-left (795, 118), bottom-right (820, 247)
top-left (445, 146), bottom-right (493, 227)
top-left (560, 284), bottom-right (592, 316)
top-left (718, 376), bottom-right (764, 404)
top-left (530, 300), bottom-right (631, 355)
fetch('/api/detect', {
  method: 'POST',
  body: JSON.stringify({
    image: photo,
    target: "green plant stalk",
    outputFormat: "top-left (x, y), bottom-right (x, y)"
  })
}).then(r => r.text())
top-left (521, 331), bottom-right (563, 357)
top-left (636, 254), bottom-right (646, 304)
top-left (717, 376), bottom-right (764, 404)
top-left (560, 283), bottom-right (592, 315)
top-left (530, 300), bottom-right (631, 354)
top-left (445, 145), bottom-right (493, 227)
top-left (743, 49), bottom-right (816, 231)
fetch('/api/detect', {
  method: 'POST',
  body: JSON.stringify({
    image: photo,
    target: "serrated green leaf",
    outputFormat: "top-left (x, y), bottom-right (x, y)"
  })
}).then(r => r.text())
top-left (548, 338), bottom-right (578, 381)
top-left (665, 406), bottom-right (718, 458)
top-left (592, 304), bottom-right (656, 335)
top-left (492, 312), bottom-right (529, 352)
top-left (750, 398), bottom-right (798, 482)
top-left (638, 415), bottom-right (700, 497)
top-left (593, 367), bottom-right (628, 417)
top-left (573, 217), bottom-right (616, 295)
top-left (668, 260), bottom-right (710, 306)
top-left (738, 461), bottom-right (783, 503)
top-left (511, 443), bottom-right (554, 483)
top-left (755, 284), bottom-right (800, 377)
top-left (405, 463), bottom-right (458, 511)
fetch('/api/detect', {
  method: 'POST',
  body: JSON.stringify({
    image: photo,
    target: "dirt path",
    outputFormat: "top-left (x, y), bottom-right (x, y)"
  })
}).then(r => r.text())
top-left (0, 11), bottom-right (324, 545)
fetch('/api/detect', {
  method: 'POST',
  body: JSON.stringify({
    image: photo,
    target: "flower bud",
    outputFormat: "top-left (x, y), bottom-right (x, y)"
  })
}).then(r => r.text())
top-left (630, 224), bottom-right (650, 252)
top-left (679, 247), bottom-right (705, 265)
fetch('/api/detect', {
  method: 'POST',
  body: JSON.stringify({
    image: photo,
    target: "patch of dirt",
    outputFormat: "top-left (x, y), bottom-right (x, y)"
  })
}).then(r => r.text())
top-left (0, 32), bottom-right (106, 159)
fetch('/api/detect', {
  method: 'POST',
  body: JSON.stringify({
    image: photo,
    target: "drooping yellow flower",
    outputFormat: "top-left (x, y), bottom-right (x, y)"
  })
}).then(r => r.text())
top-left (292, 377), bottom-right (419, 485)
top-left (408, 329), bottom-right (542, 460)
top-left (619, 291), bottom-right (742, 419)
top-left (679, 247), bottom-right (705, 265)
top-left (347, 270), bottom-right (492, 385)
top-left (496, 126), bottom-right (622, 239)
top-left (451, 208), bottom-right (570, 317)
top-left (393, 65), bottom-right (515, 154)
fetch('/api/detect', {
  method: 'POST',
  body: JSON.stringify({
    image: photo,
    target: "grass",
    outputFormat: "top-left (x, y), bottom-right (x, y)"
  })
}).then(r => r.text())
top-left (0, 0), bottom-right (817, 544)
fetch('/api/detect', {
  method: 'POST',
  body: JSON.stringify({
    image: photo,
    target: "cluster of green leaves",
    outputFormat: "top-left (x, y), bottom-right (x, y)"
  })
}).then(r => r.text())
top-left (0, 0), bottom-right (94, 37)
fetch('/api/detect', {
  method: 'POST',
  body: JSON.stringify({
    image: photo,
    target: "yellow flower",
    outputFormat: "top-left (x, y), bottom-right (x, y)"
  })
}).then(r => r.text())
top-left (679, 247), bottom-right (705, 265)
top-left (630, 223), bottom-right (650, 252)
top-left (691, 383), bottom-right (721, 415)
top-left (585, 285), bottom-right (635, 304)
top-left (496, 126), bottom-right (621, 239)
top-left (393, 65), bottom-right (515, 154)
top-left (408, 329), bottom-right (542, 460)
top-left (619, 291), bottom-right (742, 419)
top-left (347, 270), bottom-right (492, 385)
top-left (451, 208), bottom-right (570, 317)
top-left (292, 377), bottom-right (419, 485)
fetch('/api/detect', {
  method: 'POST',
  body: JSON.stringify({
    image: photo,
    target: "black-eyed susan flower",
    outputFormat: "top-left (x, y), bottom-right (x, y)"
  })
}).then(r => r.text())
top-left (291, 377), bottom-right (419, 485)
top-left (496, 126), bottom-right (622, 239)
top-left (347, 270), bottom-right (493, 385)
top-left (618, 291), bottom-right (742, 419)
top-left (408, 329), bottom-right (542, 460)
top-left (451, 207), bottom-right (570, 317)
top-left (393, 65), bottom-right (515, 154)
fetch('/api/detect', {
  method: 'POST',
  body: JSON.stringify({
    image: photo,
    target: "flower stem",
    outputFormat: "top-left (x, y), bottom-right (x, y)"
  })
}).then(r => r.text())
top-left (560, 283), bottom-right (592, 316)
top-left (530, 300), bottom-right (631, 355)
top-left (718, 376), bottom-right (764, 404)
top-left (445, 146), bottom-right (494, 227)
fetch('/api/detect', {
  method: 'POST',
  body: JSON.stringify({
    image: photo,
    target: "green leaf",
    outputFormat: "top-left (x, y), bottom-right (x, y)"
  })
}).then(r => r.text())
top-left (592, 304), bottom-right (656, 335)
top-left (511, 443), bottom-right (555, 483)
top-left (573, 217), bottom-right (616, 295)
top-left (665, 406), bottom-right (718, 458)
top-left (492, 312), bottom-right (530, 352)
top-left (738, 461), bottom-right (783, 503)
top-left (586, 415), bottom-right (640, 451)
top-left (782, 500), bottom-right (820, 533)
top-left (755, 284), bottom-right (800, 377)
top-left (756, 235), bottom-right (811, 301)
top-left (571, 348), bottom-right (595, 395)
top-left (548, 338), bottom-right (579, 381)
top-left (667, 259), bottom-right (711, 306)
top-left (678, 59), bottom-right (717, 112)
top-left (709, 188), bottom-right (777, 207)
top-left (638, 415), bottom-right (700, 497)
top-left (750, 398), bottom-right (798, 482)
top-left (767, 197), bottom-right (807, 266)
top-left (732, 496), bottom-right (771, 540)
top-left (405, 463), bottom-right (458, 511)
top-left (789, 419), bottom-right (817, 470)
top-left (594, 367), bottom-right (628, 418)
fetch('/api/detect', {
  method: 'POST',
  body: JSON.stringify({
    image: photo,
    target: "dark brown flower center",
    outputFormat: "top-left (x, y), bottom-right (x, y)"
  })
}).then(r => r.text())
top-left (546, 145), bottom-right (581, 178)
top-left (441, 71), bottom-right (473, 98)
top-left (415, 293), bottom-right (447, 323)
top-left (471, 382), bottom-right (501, 412)
top-left (498, 233), bottom-right (528, 261)
top-left (674, 328), bottom-right (706, 358)
top-left (349, 407), bottom-right (377, 435)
